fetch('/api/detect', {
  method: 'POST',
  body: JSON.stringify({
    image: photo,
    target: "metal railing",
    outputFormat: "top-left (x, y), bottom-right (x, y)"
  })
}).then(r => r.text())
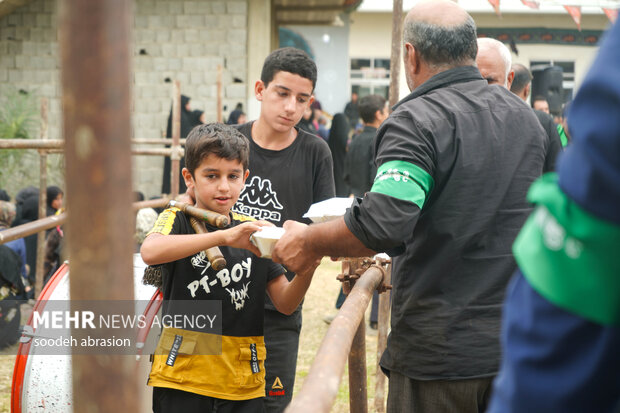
top-left (287, 257), bottom-right (392, 413)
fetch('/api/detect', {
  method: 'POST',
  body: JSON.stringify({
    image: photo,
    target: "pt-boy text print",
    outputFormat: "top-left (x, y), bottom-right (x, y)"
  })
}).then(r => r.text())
top-left (188, 252), bottom-right (253, 311)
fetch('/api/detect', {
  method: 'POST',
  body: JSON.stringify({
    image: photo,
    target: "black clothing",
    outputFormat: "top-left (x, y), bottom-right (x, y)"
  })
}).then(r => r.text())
top-left (343, 125), bottom-right (377, 197)
top-left (153, 386), bottom-right (265, 413)
top-left (226, 110), bottom-right (244, 125)
top-left (161, 95), bottom-right (201, 195)
top-left (232, 122), bottom-right (335, 232)
top-left (148, 208), bottom-right (283, 400)
top-left (232, 121), bottom-right (335, 412)
top-left (12, 191), bottom-right (39, 285)
top-left (533, 109), bottom-right (563, 172)
top-left (0, 245), bottom-right (24, 293)
top-left (296, 118), bottom-right (318, 136)
top-left (328, 113), bottom-right (351, 197)
top-left (45, 185), bottom-right (62, 217)
top-left (344, 66), bottom-right (547, 380)
top-left (262, 308), bottom-right (302, 411)
top-left (344, 100), bottom-right (359, 129)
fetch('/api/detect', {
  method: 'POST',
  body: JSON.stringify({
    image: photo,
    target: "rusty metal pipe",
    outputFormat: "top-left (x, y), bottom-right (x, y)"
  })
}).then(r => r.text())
top-left (34, 99), bottom-right (49, 298)
top-left (349, 315), bottom-right (368, 413)
top-left (389, 0), bottom-right (403, 110)
top-left (0, 199), bottom-right (171, 246)
top-left (133, 197), bottom-right (169, 212)
top-left (0, 213), bottom-right (66, 245)
top-left (0, 139), bottom-right (63, 149)
top-left (374, 262), bottom-right (392, 412)
top-left (132, 147), bottom-right (184, 156)
top-left (285, 265), bottom-right (385, 413)
top-left (169, 200), bottom-right (229, 227)
top-left (0, 139), bottom-right (188, 149)
top-left (131, 138), bottom-right (186, 145)
top-left (189, 217), bottom-right (227, 271)
top-left (171, 81), bottom-right (181, 198)
top-left (59, 0), bottom-right (139, 410)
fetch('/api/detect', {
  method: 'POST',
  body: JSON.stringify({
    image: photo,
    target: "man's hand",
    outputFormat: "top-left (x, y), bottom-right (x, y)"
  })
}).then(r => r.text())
top-left (272, 220), bottom-right (323, 273)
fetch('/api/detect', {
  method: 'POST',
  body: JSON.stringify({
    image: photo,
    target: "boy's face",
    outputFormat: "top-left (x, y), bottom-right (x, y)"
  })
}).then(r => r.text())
top-left (255, 71), bottom-right (314, 134)
top-left (182, 154), bottom-right (249, 216)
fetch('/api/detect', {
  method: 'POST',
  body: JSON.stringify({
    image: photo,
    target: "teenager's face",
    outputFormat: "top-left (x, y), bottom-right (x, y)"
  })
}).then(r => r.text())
top-left (255, 71), bottom-right (314, 133)
top-left (183, 154), bottom-right (249, 216)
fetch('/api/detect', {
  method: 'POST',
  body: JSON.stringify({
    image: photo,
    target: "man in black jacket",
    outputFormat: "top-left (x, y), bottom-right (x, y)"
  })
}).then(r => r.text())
top-left (512, 63), bottom-right (564, 165)
top-left (273, 1), bottom-right (547, 411)
top-left (476, 41), bottom-right (562, 172)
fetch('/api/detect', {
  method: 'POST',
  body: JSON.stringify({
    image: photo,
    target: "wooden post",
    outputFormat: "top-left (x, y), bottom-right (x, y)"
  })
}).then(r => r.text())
top-left (35, 98), bottom-right (48, 298)
top-left (171, 80), bottom-right (181, 199)
top-left (59, 0), bottom-right (139, 410)
top-left (217, 65), bottom-right (223, 123)
top-left (374, 263), bottom-right (392, 412)
top-left (389, 0), bottom-right (404, 110)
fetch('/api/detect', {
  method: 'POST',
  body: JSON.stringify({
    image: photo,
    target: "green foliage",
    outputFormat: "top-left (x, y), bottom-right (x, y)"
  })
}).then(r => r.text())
top-left (0, 89), bottom-right (38, 140)
top-left (0, 89), bottom-right (39, 189)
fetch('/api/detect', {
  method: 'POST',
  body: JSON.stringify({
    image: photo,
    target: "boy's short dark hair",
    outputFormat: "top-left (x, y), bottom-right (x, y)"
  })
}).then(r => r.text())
top-left (260, 47), bottom-right (317, 91)
top-left (359, 94), bottom-right (387, 124)
top-left (184, 123), bottom-right (249, 176)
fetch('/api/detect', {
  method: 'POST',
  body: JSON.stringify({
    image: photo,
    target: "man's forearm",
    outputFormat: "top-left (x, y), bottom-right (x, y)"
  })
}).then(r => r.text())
top-left (306, 217), bottom-right (376, 258)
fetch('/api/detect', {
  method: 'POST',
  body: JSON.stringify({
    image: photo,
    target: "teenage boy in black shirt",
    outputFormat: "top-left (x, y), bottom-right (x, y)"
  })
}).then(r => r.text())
top-left (231, 47), bottom-right (335, 412)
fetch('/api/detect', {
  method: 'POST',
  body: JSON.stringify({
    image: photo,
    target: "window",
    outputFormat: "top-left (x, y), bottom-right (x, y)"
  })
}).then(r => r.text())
top-left (350, 57), bottom-right (390, 99)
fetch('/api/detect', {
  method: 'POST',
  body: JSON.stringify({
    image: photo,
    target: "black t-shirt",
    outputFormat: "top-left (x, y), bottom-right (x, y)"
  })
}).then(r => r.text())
top-left (233, 122), bottom-right (335, 227)
top-left (232, 122), bottom-right (335, 310)
top-left (151, 207), bottom-right (284, 337)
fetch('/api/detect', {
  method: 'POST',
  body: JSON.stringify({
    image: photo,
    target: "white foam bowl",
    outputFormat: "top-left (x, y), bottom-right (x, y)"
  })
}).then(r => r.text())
top-left (250, 227), bottom-right (285, 258)
top-left (303, 197), bottom-right (354, 223)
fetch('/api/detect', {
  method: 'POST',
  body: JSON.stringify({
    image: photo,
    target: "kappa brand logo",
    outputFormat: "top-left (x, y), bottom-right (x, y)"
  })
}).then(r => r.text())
top-left (239, 176), bottom-right (284, 209)
top-left (234, 176), bottom-right (283, 222)
top-left (268, 376), bottom-right (285, 396)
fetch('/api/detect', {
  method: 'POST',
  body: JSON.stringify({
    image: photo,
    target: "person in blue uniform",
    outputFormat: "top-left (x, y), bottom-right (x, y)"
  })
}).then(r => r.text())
top-left (488, 20), bottom-right (620, 413)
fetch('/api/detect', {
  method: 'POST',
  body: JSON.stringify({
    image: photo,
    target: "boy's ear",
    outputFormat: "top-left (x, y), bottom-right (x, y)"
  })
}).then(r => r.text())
top-left (255, 80), bottom-right (265, 101)
top-left (243, 169), bottom-right (250, 183)
top-left (181, 168), bottom-right (194, 189)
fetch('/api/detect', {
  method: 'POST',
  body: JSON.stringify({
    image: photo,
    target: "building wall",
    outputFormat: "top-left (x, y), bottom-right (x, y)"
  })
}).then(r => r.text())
top-left (349, 11), bottom-right (609, 101)
top-left (0, 0), bottom-right (249, 198)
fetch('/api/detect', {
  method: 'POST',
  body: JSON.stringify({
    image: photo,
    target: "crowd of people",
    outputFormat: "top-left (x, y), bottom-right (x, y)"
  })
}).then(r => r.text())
top-left (3, 1), bottom-right (617, 411)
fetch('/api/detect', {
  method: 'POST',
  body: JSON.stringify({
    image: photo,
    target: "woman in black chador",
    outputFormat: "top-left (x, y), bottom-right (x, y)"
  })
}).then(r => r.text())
top-left (161, 95), bottom-right (203, 195)
top-left (328, 113), bottom-right (351, 197)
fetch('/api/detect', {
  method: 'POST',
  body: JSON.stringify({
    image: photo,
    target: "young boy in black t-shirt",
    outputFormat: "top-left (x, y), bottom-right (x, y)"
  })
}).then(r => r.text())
top-left (141, 123), bottom-right (318, 412)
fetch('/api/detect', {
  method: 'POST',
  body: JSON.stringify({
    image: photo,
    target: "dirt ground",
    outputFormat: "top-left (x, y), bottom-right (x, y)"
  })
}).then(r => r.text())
top-left (0, 258), bottom-right (388, 412)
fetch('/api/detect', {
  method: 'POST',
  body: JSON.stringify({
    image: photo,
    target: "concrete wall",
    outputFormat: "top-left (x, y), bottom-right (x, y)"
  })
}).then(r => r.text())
top-left (0, 0), bottom-right (249, 198)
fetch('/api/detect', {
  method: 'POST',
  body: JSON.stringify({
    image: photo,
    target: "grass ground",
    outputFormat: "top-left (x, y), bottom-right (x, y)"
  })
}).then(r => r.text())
top-left (0, 258), bottom-right (387, 412)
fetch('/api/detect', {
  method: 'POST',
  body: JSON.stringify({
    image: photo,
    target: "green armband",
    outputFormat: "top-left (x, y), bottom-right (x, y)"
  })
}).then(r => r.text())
top-left (370, 160), bottom-right (434, 209)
